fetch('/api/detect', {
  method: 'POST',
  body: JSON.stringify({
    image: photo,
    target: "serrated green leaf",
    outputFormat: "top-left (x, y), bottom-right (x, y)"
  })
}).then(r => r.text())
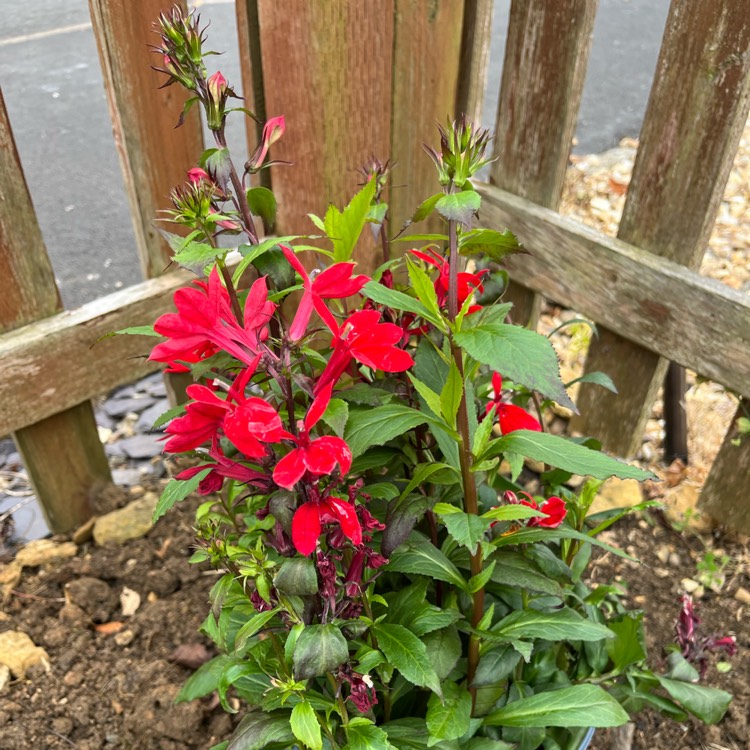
top-left (175, 654), bottom-right (234, 703)
top-left (484, 684), bottom-right (628, 728)
top-left (481, 504), bottom-right (544, 522)
top-left (388, 538), bottom-right (468, 591)
top-left (227, 711), bottom-right (295, 750)
top-left (245, 186), bottom-right (277, 232)
top-left (489, 551), bottom-right (563, 597)
top-left (655, 676), bottom-right (731, 724)
top-left (606, 613), bottom-right (646, 672)
top-left (322, 397), bottom-right (349, 438)
top-left (458, 228), bottom-right (524, 263)
top-left (440, 360), bottom-right (462, 429)
top-left (423, 626), bottom-right (462, 680)
top-left (345, 717), bottom-right (391, 750)
top-left (436, 191), bottom-right (481, 225)
top-left (151, 402), bottom-right (186, 430)
top-left (113, 325), bottom-right (159, 337)
top-left (344, 404), bottom-right (427, 457)
top-left (473, 645), bottom-right (521, 688)
top-left (454, 318), bottom-right (575, 411)
top-left (485, 430), bottom-right (655, 480)
top-left (407, 256), bottom-right (444, 324)
top-left (372, 623), bottom-right (442, 696)
top-left (290, 701), bottom-right (322, 750)
top-left (435, 507), bottom-right (490, 555)
top-left (230, 236), bottom-right (300, 287)
top-left (273, 558), bottom-right (318, 596)
top-left (173, 240), bottom-right (226, 273)
top-left (426, 681), bottom-right (472, 745)
top-left (566, 371), bottom-right (618, 393)
top-left (153, 469), bottom-right (212, 523)
top-left (234, 608), bottom-right (280, 653)
top-left (408, 374), bottom-right (444, 419)
top-left (363, 281), bottom-right (444, 328)
top-left (412, 193), bottom-right (444, 223)
top-left (492, 608), bottom-right (613, 642)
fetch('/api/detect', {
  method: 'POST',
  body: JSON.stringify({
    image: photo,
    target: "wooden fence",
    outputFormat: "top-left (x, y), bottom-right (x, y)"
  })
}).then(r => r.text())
top-left (0, 0), bottom-right (748, 534)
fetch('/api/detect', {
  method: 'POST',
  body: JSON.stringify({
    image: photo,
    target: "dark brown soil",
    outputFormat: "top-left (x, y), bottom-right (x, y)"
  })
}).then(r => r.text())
top-left (1, 491), bottom-right (747, 750)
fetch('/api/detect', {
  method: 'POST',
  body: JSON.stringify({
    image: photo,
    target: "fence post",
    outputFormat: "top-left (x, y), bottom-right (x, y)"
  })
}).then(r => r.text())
top-left (490, 0), bottom-right (598, 327)
top-left (455, 0), bottom-right (493, 125)
top-left (699, 402), bottom-right (750, 533)
top-left (572, 1), bottom-right (750, 456)
top-left (0, 90), bottom-right (111, 534)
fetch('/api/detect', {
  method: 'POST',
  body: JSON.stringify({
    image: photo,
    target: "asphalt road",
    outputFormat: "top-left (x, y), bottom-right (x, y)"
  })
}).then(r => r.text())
top-left (0, 0), bottom-right (669, 309)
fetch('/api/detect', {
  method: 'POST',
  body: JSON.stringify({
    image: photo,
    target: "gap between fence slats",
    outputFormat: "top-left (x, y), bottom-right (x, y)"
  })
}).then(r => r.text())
top-left (572, 0), bottom-right (750, 456)
top-left (490, 0), bottom-right (598, 327)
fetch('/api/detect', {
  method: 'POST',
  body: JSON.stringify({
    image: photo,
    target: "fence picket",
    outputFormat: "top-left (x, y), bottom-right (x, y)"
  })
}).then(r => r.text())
top-left (456, 0), bottom-right (493, 126)
top-left (572, 0), bottom-right (750, 457)
top-left (0, 90), bottom-right (110, 534)
top-left (491, 0), bottom-right (598, 326)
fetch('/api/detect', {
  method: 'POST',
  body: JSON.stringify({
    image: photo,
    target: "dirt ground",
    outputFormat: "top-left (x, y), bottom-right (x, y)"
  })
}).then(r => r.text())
top-left (0, 480), bottom-right (747, 750)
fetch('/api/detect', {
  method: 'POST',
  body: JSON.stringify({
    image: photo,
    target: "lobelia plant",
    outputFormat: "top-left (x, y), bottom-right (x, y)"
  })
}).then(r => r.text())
top-left (130, 8), bottom-right (735, 750)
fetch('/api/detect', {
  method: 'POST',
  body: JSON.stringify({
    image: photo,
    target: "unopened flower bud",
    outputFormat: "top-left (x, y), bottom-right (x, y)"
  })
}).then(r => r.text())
top-left (245, 115), bottom-right (286, 173)
top-left (205, 71), bottom-right (229, 131)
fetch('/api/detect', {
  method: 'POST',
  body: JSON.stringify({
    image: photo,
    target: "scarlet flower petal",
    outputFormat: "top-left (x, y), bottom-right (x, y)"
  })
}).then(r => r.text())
top-left (307, 436), bottom-right (352, 477)
top-left (273, 448), bottom-right (307, 490)
top-left (305, 383), bottom-right (333, 432)
top-left (291, 501), bottom-right (323, 555)
top-left (497, 404), bottom-right (541, 434)
top-left (535, 496), bottom-right (567, 528)
top-left (325, 496), bottom-right (362, 546)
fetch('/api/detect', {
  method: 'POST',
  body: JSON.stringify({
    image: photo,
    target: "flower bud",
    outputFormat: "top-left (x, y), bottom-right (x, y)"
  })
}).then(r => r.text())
top-left (245, 115), bottom-right (286, 173)
top-left (205, 71), bottom-right (229, 131)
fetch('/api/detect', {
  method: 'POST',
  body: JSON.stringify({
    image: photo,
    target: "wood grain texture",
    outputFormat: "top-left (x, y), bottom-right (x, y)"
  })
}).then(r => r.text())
top-left (0, 271), bottom-right (192, 436)
top-left (574, 0), bottom-right (750, 455)
top-left (256, 0), bottom-right (393, 275)
top-left (390, 0), bottom-right (464, 239)
top-left (0, 89), bottom-right (61, 329)
top-left (476, 183), bottom-right (750, 401)
top-left (0, 91), bottom-right (111, 532)
top-left (699, 403), bottom-right (750, 533)
top-left (456, 0), bottom-right (493, 124)
top-left (490, 0), bottom-right (597, 327)
top-left (88, 0), bottom-right (204, 279)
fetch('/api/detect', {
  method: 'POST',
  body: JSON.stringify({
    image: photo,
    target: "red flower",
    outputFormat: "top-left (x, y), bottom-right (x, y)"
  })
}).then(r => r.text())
top-left (150, 269), bottom-right (275, 370)
top-left (486, 372), bottom-right (541, 434)
top-left (247, 115), bottom-right (286, 172)
top-left (281, 246), bottom-right (369, 339)
top-left (521, 495), bottom-right (567, 528)
top-left (411, 247), bottom-right (487, 308)
top-left (163, 383), bottom-right (231, 453)
top-left (273, 384), bottom-right (352, 489)
top-left (315, 310), bottom-right (415, 394)
top-left (292, 494), bottom-right (362, 555)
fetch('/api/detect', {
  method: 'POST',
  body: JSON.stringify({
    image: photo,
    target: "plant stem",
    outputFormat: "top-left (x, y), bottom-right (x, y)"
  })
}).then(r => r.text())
top-left (379, 216), bottom-right (390, 265)
top-left (446, 217), bottom-right (483, 711)
top-left (216, 257), bottom-right (245, 326)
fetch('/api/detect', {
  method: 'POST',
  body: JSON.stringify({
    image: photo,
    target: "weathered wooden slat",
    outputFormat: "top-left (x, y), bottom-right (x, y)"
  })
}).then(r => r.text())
top-left (0, 271), bottom-right (191, 436)
top-left (389, 0), bottom-right (465, 238)
top-left (88, 0), bottom-right (204, 279)
top-left (0, 90), bottom-right (111, 533)
top-left (490, 0), bottom-right (598, 326)
top-left (698, 403), bottom-right (750, 533)
top-left (455, 0), bottom-right (493, 124)
top-left (573, 0), bottom-right (750, 455)
top-left (476, 183), bottom-right (750, 401)
top-left (254, 0), bottom-right (393, 275)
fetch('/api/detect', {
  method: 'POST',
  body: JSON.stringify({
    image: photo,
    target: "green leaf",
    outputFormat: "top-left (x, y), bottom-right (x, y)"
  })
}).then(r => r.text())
top-left (435, 507), bottom-right (490, 555)
top-left (491, 608), bottom-right (613, 642)
top-left (273, 558), bottom-right (319, 596)
top-left (230, 236), bottom-right (300, 287)
top-left (227, 711), bottom-right (295, 750)
top-left (481, 505), bottom-right (544, 523)
top-left (293, 624), bottom-right (349, 679)
top-left (345, 717), bottom-right (391, 750)
top-left (473, 646), bottom-right (521, 688)
top-left (408, 374), bottom-right (444, 420)
top-left (423, 627), bottom-right (462, 680)
top-left (440, 360), bottom-right (462, 429)
top-left (153, 469), bottom-right (212, 523)
top-left (325, 178), bottom-right (377, 262)
top-left (175, 654), bottom-right (234, 702)
top-left (484, 684), bottom-right (629, 728)
top-left (205, 147), bottom-right (231, 188)
top-left (344, 404), bottom-right (428, 457)
top-left (372, 623), bottom-right (442, 696)
top-left (606, 614), bottom-right (646, 672)
top-left (488, 551), bottom-right (563, 597)
top-left (245, 186), bottom-right (277, 232)
top-left (412, 193), bottom-right (444, 222)
top-left (426, 681), bottom-right (472, 745)
top-left (113, 325), bottom-right (159, 337)
top-left (394, 233), bottom-right (449, 244)
top-left (362, 281), bottom-right (444, 328)
top-left (150, 402), bottom-right (186, 430)
top-left (454, 317), bottom-right (576, 411)
top-left (388, 538), bottom-right (468, 591)
top-left (173, 240), bottom-right (225, 274)
top-left (485, 430), bottom-right (655, 480)
top-left (566, 371), bottom-right (618, 393)
top-left (436, 191), bottom-right (481, 226)
top-left (234, 608), bottom-right (280, 653)
top-left (407, 256), bottom-right (444, 325)
top-left (458, 228), bottom-right (524, 263)
top-left (290, 701), bottom-right (322, 750)
top-left (322, 397), bottom-right (349, 438)
top-left (472, 407), bottom-right (496, 458)
top-left (655, 676), bottom-right (732, 724)
top-left (408, 605), bottom-right (462, 637)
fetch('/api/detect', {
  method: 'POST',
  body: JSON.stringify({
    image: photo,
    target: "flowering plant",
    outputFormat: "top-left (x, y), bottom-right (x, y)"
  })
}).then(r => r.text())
top-left (138, 9), bottom-right (734, 749)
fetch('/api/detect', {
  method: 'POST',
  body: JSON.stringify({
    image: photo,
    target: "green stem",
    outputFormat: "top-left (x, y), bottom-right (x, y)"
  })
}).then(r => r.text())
top-left (446, 216), bottom-right (483, 711)
top-left (216, 256), bottom-right (245, 326)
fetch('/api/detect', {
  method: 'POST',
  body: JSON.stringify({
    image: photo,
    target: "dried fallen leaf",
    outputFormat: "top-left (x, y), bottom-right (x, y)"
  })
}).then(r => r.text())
top-left (119, 586), bottom-right (141, 617)
top-left (94, 621), bottom-right (124, 635)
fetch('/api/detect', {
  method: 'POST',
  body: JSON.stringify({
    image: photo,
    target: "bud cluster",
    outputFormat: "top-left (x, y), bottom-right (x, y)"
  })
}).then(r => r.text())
top-left (423, 114), bottom-right (493, 188)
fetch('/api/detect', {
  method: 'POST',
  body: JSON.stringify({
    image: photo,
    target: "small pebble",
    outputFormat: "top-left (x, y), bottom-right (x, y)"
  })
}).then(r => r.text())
top-left (734, 586), bottom-right (750, 605)
top-left (114, 630), bottom-right (135, 647)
